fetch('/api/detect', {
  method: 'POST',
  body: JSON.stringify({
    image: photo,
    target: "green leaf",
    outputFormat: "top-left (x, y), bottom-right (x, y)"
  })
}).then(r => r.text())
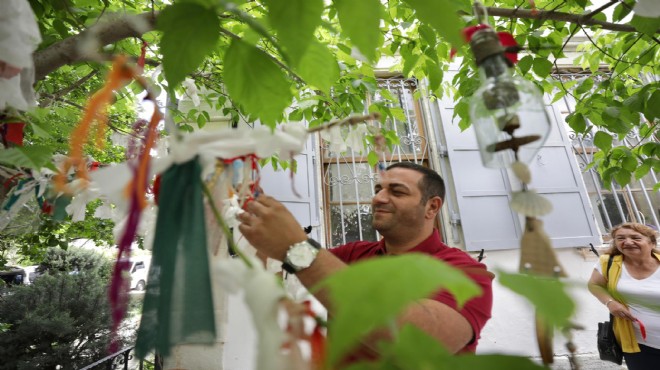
top-left (640, 142), bottom-right (660, 157)
top-left (295, 40), bottom-right (340, 94)
top-left (604, 106), bottom-right (620, 119)
top-left (158, 3), bottom-right (220, 89)
top-left (517, 55), bottom-right (533, 75)
top-left (402, 53), bottom-right (420, 77)
top-left (388, 325), bottom-right (452, 363)
top-left (593, 131), bottom-right (613, 152)
top-left (645, 90), bottom-right (660, 121)
top-left (566, 113), bottom-right (587, 133)
top-left (318, 254), bottom-right (481, 365)
top-left (196, 114), bottom-right (207, 129)
top-left (448, 354), bottom-right (548, 370)
top-left (417, 24), bottom-right (436, 46)
top-left (425, 59), bottom-right (442, 94)
top-left (498, 271), bottom-right (574, 327)
top-left (621, 154), bottom-right (637, 172)
top-left (574, 77), bottom-right (594, 95)
top-left (52, 19), bottom-right (69, 38)
top-left (402, 0), bottom-right (464, 48)
top-left (630, 15), bottom-right (660, 36)
top-left (635, 160), bottom-right (651, 180)
top-left (334, 0), bottom-right (383, 62)
top-left (0, 145), bottom-right (55, 170)
top-left (367, 150), bottom-right (379, 167)
top-left (532, 58), bottom-right (553, 78)
top-left (389, 107), bottom-right (407, 122)
top-left (614, 169), bottom-right (631, 186)
top-left (224, 39), bottom-right (293, 125)
top-left (612, 3), bottom-right (632, 22)
top-left (263, 0), bottom-right (323, 65)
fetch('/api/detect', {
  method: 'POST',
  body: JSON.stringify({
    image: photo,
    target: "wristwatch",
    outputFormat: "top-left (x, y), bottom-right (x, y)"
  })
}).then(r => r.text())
top-left (282, 238), bottom-right (321, 274)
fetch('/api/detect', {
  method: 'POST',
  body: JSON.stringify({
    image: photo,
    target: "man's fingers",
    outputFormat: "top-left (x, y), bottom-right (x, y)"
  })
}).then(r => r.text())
top-left (237, 212), bottom-right (250, 223)
top-left (256, 194), bottom-right (277, 206)
top-left (246, 199), bottom-right (267, 216)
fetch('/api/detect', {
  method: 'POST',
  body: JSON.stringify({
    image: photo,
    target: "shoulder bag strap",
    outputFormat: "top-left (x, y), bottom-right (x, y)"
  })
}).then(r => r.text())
top-left (606, 254), bottom-right (615, 322)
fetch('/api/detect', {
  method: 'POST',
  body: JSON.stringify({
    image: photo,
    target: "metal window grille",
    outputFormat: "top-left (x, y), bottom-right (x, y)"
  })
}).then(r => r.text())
top-left (320, 78), bottom-right (432, 247)
top-left (556, 92), bottom-right (660, 236)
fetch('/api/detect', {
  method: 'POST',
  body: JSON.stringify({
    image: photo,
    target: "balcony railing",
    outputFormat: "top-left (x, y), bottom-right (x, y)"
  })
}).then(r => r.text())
top-left (79, 347), bottom-right (160, 370)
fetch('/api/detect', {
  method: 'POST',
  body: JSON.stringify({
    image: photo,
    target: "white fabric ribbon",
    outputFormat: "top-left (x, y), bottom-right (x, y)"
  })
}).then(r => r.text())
top-left (91, 124), bottom-right (308, 206)
top-left (344, 123), bottom-right (370, 154)
top-left (633, 0), bottom-right (660, 17)
top-left (0, 0), bottom-right (41, 111)
top-left (214, 256), bottom-right (289, 370)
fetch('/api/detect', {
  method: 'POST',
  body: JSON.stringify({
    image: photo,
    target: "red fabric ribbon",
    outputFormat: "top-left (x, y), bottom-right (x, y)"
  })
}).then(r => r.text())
top-left (450, 24), bottom-right (520, 65)
top-left (223, 154), bottom-right (262, 208)
top-left (635, 319), bottom-right (647, 341)
top-left (1, 122), bottom-right (25, 146)
top-left (137, 41), bottom-right (148, 73)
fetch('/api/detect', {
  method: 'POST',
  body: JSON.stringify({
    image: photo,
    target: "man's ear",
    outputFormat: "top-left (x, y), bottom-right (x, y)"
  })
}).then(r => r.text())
top-left (425, 196), bottom-right (443, 218)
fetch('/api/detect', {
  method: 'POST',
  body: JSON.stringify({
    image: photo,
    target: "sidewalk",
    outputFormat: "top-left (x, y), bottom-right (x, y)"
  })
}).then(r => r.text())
top-left (541, 354), bottom-right (626, 370)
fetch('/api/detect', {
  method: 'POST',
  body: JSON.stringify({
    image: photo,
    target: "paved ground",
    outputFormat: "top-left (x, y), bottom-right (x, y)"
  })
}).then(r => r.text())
top-left (538, 354), bottom-right (626, 370)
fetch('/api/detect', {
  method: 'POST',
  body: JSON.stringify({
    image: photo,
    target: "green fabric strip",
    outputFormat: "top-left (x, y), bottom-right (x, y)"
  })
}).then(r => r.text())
top-left (135, 158), bottom-right (216, 358)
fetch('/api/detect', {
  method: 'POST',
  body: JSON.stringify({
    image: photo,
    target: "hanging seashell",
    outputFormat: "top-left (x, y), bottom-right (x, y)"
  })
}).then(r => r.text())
top-left (510, 190), bottom-right (553, 217)
top-left (511, 161), bottom-right (531, 184)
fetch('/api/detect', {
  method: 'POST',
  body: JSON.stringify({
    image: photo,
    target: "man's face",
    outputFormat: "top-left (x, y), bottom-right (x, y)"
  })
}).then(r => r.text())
top-left (371, 168), bottom-right (427, 235)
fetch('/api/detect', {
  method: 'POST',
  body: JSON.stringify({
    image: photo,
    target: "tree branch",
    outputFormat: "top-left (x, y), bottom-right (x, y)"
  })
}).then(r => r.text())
top-left (582, 0), bottom-right (617, 20)
top-left (34, 12), bottom-right (158, 81)
top-left (32, 5), bottom-right (656, 84)
top-left (481, 6), bottom-right (656, 34)
top-left (40, 70), bottom-right (98, 107)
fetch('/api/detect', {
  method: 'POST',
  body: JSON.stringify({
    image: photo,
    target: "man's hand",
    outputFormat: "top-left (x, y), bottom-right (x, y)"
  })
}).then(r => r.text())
top-left (237, 195), bottom-right (308, 261)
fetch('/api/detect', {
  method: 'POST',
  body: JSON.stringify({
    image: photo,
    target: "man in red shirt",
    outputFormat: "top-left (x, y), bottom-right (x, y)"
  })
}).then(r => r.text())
top-left (238, 161), bottom-right (493, 356)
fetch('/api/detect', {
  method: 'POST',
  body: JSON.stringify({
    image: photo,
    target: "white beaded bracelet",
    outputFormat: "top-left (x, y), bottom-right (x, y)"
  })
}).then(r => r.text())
top-left (605, 299), bottom-right (615, 307)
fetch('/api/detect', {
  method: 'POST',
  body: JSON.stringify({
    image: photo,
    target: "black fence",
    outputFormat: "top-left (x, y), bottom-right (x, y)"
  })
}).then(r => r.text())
top-left (79, 347), bottom-right (161, 370)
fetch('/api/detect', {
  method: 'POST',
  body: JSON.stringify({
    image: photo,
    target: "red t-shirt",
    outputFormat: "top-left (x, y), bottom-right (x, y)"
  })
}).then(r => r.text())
top-left (329, 229), bottom-right (493, 353)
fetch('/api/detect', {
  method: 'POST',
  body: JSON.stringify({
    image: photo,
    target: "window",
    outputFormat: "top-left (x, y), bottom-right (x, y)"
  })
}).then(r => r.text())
top-left (320, 78), bottom-right (433, 247)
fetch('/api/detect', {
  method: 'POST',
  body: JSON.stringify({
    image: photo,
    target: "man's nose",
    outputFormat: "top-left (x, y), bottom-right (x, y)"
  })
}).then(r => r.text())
top-left (372, 190), bottom-right (388, 204)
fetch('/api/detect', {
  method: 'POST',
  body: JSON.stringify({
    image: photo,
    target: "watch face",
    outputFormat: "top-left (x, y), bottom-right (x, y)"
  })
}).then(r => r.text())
top-left (287, 242), bottom-right (318, 269)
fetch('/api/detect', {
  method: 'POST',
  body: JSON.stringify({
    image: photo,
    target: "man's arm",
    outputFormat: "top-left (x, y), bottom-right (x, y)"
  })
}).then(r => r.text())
top-left (238, 195), bottom-right (474, 353)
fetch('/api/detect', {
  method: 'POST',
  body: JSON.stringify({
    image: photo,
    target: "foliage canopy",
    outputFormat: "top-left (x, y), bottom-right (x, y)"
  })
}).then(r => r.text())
top-left (0, 0), bottom-right (659, 367)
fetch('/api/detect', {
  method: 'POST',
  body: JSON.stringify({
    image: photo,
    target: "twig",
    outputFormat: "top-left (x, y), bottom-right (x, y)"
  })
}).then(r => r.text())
top-left (580, 25), bottom-right (644, 66)
top-left (478, 7), bottom-right (657, 33)
top-left (201, 182), bottom-right (253, 268)
top-left (610, 34), bottom-right (643, 78)
top-left (39, 70), bottom-right (99, 107)
top-left (307, 113), bottom-right (382, 133)
top-left (551, 26), bottom-right (580, 103)
top-left (547, 1), bottom-right (567, 13)
top-left (580, 0), bottom-right (617, 21)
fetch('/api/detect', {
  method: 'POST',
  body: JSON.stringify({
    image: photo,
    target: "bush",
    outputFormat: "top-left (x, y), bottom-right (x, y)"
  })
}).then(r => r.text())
top-left (0, 247), bottom-right (120, 370)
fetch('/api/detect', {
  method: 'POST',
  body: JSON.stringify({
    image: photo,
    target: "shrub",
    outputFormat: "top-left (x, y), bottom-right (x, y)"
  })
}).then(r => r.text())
top-left (0, 247), bottom-right (119, 369)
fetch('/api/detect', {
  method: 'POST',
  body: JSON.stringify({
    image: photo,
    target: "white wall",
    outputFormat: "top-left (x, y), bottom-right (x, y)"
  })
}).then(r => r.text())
top-left (477, 247), bottom-right (607, 357)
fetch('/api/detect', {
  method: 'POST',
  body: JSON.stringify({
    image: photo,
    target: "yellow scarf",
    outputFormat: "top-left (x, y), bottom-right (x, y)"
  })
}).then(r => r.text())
top-left (600, 252), bottom-right (660, 353)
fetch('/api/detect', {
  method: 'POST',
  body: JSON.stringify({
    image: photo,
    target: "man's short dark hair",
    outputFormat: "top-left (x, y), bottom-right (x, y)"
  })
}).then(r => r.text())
top-left (386, 162), bottom-right (445, 203)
